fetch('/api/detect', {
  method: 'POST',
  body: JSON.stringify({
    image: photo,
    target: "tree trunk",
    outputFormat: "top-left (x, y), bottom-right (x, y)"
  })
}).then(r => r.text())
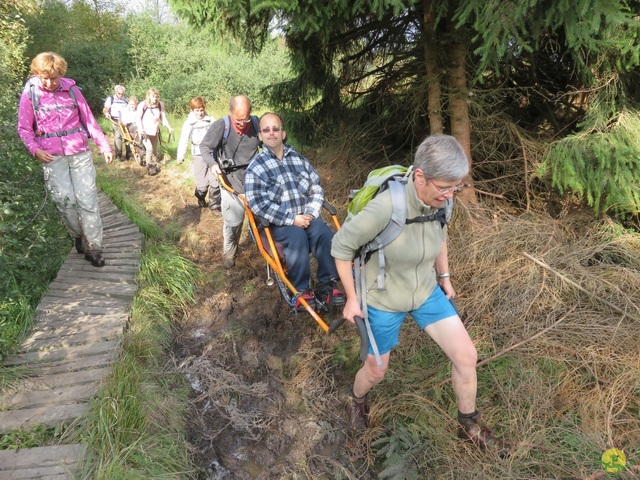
top-left (447, 37), bottom-right (476, 203)
top-left (447, 39), bottom-right (471, 166)
top-left (423, 0), bottom-right (444, 135)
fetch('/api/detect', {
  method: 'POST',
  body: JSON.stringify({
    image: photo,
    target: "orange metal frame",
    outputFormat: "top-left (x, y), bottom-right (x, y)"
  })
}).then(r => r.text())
top-left (219, 174), bottom-right (341, 333)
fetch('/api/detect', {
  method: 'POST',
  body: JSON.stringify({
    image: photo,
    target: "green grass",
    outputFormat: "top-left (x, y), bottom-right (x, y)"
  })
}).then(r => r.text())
top-left (68, 233), bottom-right (201, 478)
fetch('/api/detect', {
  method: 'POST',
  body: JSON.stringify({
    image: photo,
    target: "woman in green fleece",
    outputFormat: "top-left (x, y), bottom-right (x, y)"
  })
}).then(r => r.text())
top-left (332, 135), bottom-right (502, 451)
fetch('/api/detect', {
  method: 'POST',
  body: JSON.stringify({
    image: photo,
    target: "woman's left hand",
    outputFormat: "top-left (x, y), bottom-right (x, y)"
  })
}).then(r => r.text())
top-left (104, 152), bottom-right (114, 164)
top-left (438, 276), bottom-right (456, 299)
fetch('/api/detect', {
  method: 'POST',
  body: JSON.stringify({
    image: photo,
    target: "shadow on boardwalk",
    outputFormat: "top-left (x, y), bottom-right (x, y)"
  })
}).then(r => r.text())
top-left (0, 192), bottom-right (142, 479)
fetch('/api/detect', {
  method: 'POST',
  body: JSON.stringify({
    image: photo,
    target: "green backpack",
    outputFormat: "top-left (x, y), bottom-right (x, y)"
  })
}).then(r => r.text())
top-left (347, 164), bottom-right (452, 272)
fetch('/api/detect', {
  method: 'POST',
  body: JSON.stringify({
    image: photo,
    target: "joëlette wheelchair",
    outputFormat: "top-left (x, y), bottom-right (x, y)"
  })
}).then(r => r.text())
top-left (109, 117), bottom-right (146, 165)
top-left (218, 172), bottom-right (368, 358)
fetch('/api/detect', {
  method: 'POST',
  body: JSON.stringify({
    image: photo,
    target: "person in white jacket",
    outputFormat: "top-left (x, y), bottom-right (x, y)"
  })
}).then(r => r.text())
top-left (136, 87), bottom-right (173, 176)
top-left (177, 96), bottom-right (220, 211)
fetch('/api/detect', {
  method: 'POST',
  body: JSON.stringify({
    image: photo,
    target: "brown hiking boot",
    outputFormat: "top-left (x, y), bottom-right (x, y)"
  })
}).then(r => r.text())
top-left (347, 396), bottom-right (369, 431)
top-left (458, 411), bottom-right (509, 457)
top-left (74, 236), bottom-right (85, 254)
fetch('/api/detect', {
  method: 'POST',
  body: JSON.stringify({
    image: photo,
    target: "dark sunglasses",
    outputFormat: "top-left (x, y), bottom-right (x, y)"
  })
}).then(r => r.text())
top-left (261, 126), bottom-right (282, 133)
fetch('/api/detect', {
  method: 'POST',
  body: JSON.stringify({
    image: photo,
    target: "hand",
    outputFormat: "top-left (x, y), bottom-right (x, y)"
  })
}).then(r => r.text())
top-left (177, 157), bottom-right (184, 164)
top-left (293, 214), bottom-right (312, 228)
top-left (342, 297), bottom-right (363, 325)
top-left (211, 164), bottom-right (221, 175)
top-left (35, 149), bottom-right (54, 163)
top-left (104, 152), bottom-right (114, 164)
top-left (438, 276), bottom-right (456, 299)
top-left (168, 128), bottom-right (174, 135)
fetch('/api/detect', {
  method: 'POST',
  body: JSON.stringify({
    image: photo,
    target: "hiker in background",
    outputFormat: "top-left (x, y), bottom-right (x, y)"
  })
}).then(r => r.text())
top-left (103, 85), bottom-right (128, 160)
top-left (332, 135), bottom-right (505, 451)
top-left (119, 96), bottom-right (139, 160)
top-left (245, 113), bottom-right (345, 310)
top-left (136, 87), bottom-right (173, 176)
top-left (177, 96), bottom-right (221, 212)
top-left (17, 51), bottom-right (113, 267)
top-left (200, 95), bottom-right (261, 269)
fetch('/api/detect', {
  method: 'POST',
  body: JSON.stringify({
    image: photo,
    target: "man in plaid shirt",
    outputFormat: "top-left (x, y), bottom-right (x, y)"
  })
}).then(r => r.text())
top-left (245, 112), bottom-right (344, 311)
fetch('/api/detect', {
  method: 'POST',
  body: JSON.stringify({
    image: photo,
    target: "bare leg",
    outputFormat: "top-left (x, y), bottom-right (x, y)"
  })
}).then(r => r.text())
top-left (424, 315), bottom-right (478, 414)
top-left (353, 352), bottom-right (390, 398)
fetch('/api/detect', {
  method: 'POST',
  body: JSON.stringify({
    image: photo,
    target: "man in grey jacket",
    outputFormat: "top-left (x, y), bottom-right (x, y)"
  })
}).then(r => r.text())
top-left (199, 95), bottom-right (260, 268)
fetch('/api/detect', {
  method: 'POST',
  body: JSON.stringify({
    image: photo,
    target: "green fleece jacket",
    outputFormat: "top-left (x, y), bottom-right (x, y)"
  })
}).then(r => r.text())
top-left (331, 176), bottom-right (447, 312)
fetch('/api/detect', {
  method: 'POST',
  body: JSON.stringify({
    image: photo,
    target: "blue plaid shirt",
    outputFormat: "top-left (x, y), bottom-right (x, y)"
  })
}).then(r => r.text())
top-left (245, 144), bottom-right (325, 226)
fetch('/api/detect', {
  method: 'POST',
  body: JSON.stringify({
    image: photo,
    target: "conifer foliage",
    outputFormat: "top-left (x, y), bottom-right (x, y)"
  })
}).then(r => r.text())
top-left (169, 0), bottom-right (640, 216)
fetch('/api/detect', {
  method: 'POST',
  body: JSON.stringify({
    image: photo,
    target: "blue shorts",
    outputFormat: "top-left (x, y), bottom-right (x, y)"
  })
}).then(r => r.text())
top-left (367, 286), bottom-right (457, 355)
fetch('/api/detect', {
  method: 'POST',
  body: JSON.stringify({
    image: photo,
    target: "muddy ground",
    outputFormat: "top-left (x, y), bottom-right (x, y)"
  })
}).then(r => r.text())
top-left (104, 157), bottom-right (371, 479)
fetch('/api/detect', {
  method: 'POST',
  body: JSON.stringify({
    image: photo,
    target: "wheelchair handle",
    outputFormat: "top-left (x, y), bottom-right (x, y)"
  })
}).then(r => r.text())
top-left (354, 316), bottom-right (369, 362)
top-left (328, 316), bottom-right (369, 362)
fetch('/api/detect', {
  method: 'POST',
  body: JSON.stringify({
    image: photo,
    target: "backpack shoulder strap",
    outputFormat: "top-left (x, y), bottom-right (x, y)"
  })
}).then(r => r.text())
top-left (358, 178), bottom-right (407, 290)
top-left (68, 85), bottom-right (80, 109)
top-left (222, 116), bottom-right (231, 145)
top-left (250, 115), bottom-right (262, 148)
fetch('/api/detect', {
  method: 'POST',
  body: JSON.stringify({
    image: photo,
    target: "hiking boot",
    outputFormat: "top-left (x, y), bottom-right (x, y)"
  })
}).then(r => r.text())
top-left (194, 189), bottom-right (208, 208)
top-left (295, 292), bottom-right (315, 312)
top-left (222, 257), bottom-right (235, 269)
top-left (209, 203), bottom-right (222, 215)
top-left (147, 164), bottom-right (159, 176)
top-left (74, 237), bottom-right (84, 254)
top-left (458, 410), bottom-right (508, 456)
top-left (85, 252), bottom-right (105, 267)
top-left (347, 396), bottom-right (369, 431)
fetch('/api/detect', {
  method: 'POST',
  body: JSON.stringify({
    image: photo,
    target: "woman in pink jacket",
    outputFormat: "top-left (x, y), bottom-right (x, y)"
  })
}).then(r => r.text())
top-left (17, 52), bottom-right (113, 267)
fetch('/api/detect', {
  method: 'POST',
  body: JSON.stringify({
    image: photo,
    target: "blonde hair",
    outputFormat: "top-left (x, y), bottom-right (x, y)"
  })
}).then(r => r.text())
top-left (146, 88), bottom-right (159, 103)
top-left (30, 52), bottom-right (67, 77)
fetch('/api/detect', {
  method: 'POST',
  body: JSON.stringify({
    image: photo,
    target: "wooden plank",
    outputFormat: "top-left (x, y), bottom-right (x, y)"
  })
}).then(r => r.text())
top-left (0, 468), bottom-right (76, 480)
top-left (101, 224), bottom-right (140, 236)
top-left (61, 256), bottom-right (140, 268)
top-left (0, 403), bottom-right (89, 433)
top-left (36, 304), bottom-right (129, 317)
top-left (56, 261), bottom-right (139, 273)
top-left (28, 313), bottom-right (128, 334)
top-left (45, 283), bottom-right (137, 299)
top-left (16, 353), bottom-right (114, 376)
top-left (1, 383), bottom-right (99, 410)
top-left (21, 324), bottom-right (126, 352)
top-left (33, 310), bottom-right (129, 328)
top-left (54, 269), bottom-right (137, 283)
top-left (7, 367), bottom-right (111, 391)
top-left (3, 340), bottom-right (121, 367)
top-left (0, 444), bottom-right (85, 476)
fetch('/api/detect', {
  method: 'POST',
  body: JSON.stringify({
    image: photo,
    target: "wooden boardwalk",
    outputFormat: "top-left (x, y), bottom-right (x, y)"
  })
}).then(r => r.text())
top-left (0, 192), bottom-right (142, 479)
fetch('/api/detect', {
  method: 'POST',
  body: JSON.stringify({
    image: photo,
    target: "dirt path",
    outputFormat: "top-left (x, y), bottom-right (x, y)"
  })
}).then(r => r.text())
top-left (99, 157), bottom-right (368, 479)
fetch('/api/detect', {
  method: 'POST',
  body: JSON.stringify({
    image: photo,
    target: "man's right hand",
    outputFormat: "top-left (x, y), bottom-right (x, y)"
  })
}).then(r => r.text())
top-left (293, 214), bottom-right (312, 229)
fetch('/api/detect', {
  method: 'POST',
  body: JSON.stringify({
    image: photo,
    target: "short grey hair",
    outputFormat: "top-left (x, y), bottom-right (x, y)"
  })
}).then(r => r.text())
top-left (413, 135), bottom-right (469, 180)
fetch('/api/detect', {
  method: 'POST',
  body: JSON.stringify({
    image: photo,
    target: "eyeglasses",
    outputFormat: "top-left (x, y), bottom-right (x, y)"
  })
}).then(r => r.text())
top-left (261, 126), bottom-right (282, 133)
top-left (428, 178), bottom-right (464, 195)
top-left (234, 118), bottom-right (251, 125)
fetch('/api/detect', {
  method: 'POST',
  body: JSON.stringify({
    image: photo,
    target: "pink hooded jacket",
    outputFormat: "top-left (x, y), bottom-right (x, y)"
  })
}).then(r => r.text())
top-left (17, 77), bottom-right (111, 157)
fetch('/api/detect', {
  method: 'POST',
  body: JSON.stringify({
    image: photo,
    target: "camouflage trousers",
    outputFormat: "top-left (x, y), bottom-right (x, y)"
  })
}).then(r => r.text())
top-left (43, 150), bottom-right (103, 253)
